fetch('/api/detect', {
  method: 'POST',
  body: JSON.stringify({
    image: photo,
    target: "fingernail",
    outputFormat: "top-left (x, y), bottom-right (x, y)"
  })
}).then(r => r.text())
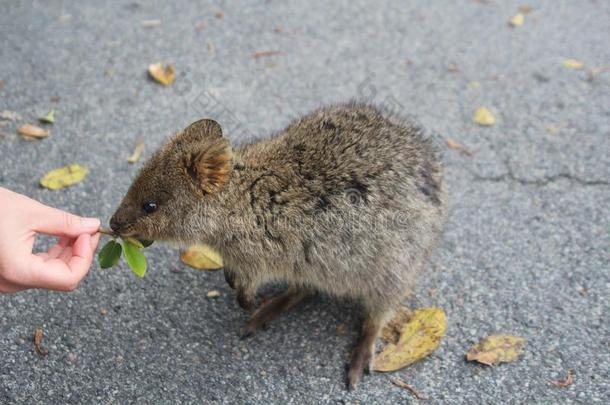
top-left (83, 217), bottom-right (101, 229)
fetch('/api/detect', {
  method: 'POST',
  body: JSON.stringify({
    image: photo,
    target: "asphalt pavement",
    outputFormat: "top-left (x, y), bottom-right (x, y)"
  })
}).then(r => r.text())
top-left (1, 0), bottom-right (609, 403)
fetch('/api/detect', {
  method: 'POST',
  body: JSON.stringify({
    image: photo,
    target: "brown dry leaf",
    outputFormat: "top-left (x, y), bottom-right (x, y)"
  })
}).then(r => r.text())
top-left (18, 124), bottom-right (49, 140)
top-left (518, 5), bottom-right (533, 14)
top-left (33, 328), bottom-right (48, 356)
top-left (473, 107), bottom-right (496, 126)
top-left (466, 334), bottom-right (525, 366)
top-left (252, 50), bottom-right (282, 59)
top-left (446, 138), bottom-right (473, 156)
top-left (148, 63), bottom-right (175, 86)
top-left (374, 307), bottom-right (446, 372)
top-left (127, 137), bottom-right (145, 163)
top-left (180, 244), bottom-right (223, 270)
top-left (40, 164), bottom-right (88, 190)
top-left (562, 59), bottom-right (584, 70)
top-left (550, 369), bottom-right (574, 388)
top-left (206, 290), bottom-right (221, 298)
top-left (509, 13), bottom-right (525, 27)
top-left (390, 377), bottom-right (427, 400)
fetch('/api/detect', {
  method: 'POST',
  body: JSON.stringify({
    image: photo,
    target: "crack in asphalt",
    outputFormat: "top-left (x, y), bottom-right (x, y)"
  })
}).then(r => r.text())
top-left (471, 158), bottom-right (609, 187)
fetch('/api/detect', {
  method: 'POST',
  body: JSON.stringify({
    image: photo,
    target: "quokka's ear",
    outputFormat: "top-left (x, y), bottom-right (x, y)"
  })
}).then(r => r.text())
top-left (183, 119), bottom-right (223, 140)
top-left (183, 120), bottom-right (233, 193)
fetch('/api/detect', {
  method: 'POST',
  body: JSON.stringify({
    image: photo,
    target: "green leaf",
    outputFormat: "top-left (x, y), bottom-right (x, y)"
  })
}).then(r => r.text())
top-left (98, 240), bottom-right (122, 269)
top-left (139, 239), bottom-right (154, 247)
top-left (124, 237), bottom-right (144, 249)
top-left (122, 239), bottom-right (147, 278)
top-left (39, 110), bottom-right (55, 124)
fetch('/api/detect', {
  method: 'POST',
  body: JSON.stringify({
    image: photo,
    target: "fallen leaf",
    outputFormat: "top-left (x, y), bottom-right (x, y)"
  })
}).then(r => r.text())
top-left (468, 81), bottom-right (481, 89)
top-left (148, 63), bottom-right (175, 86)
top-left (380, 307), bottom-right (413, 344)
top-left (518, 5), bottom-right (533, 14)
top-left (546, 125), bottom-right (560, 134)
top-left (40, 164), bottom-right (88, 190)
top-left (127, 137), bottom-right (145, 163)
top-left (446, 138), bottom-right (473, 156)
top-left (509, 13), bottom-right (525, 27)
top-left (141, 19), bottom-right (161, 28)
top-left (473, 107), bottom-right (496, 126)
top-left (374, 307), bottom-right (446, 372)
top-left (252, 50), bottom-right (282, 59)
top-left (0, 110), bottom-right (21, 121)
top-left (33, 328), bottom-right (48, 356)
top-left (562, 59), bottom-right (584, 70)
top-left (206, 290), bottom-right (221, 298)
top-left (180, 244), bottom-right (224, 270)
top-left (466, 334), bottom-right (525, 366)
top-left (390, 377), bottom-right (427, 400)
top-left (18, 124), bottom-right (49, 140)
top-left (39, 110), bottom-right (55, 124)
top-left (550, 369), bottom-right (573, 388)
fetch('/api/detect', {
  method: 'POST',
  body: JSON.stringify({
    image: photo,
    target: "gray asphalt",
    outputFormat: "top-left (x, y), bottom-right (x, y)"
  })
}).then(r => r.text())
top-left (1, 0), bottom-right (609, 403)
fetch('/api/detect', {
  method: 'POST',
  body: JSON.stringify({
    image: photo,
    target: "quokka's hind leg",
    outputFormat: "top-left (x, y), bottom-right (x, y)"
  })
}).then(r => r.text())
top-left (347, 308), bottom-right (393, 390)
top-left (239, 288), bottom-right (309, 339)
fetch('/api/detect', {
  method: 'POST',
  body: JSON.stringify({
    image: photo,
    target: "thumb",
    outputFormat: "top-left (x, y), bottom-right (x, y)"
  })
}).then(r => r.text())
top-left (31, 205), bottom-right (100, 237)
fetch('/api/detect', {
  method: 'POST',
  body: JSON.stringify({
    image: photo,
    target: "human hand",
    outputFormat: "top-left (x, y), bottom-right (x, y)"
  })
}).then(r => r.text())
top-left (0, 187), bottom-right (101, 293)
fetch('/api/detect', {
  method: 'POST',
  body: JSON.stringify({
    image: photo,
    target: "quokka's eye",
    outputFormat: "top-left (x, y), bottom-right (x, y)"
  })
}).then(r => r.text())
top-left (142, 201), bottom-right (157, 214)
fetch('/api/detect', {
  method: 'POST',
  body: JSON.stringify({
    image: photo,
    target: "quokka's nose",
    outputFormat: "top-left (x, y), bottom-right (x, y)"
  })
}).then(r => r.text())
top-left (109, 216), bottom-right (125, 232)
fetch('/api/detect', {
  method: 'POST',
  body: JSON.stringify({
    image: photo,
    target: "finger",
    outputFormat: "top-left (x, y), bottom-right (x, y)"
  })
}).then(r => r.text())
top-left (90, 233), bottom-right (101, 251)
top-left (23, 234), bottom-right (93, 291)
top-left (58, 246), bottom-right (73, 263)
top-left (30, 205), bottom-right (100, 238)
top-left (0, 280), bottom-right (23, 293)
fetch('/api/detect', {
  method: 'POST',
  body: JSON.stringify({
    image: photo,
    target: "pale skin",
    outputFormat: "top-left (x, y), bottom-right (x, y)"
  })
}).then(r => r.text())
top-left (0, 187), bottom-right (101, 293)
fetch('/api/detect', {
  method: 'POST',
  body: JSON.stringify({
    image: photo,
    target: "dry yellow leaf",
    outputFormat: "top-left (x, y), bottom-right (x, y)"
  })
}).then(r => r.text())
top-left (374, 307), bottom-right (446, 372)
top-left (148, 63), bottom-right (175, 86)
top-left (18, 124), bottom-right (49, 140)
top-left (468, 81), bottom-right (481, 89)
top-left (473, 107), bottom-right (496, 126)
top-left (180, 244), bottom-right (223, 270)
top-left (563, 59), bottom-right (584, 70)
top-left (127, 137), bottom-right (145, 163)
top-left (509, 13), bottom-right (525, 27)
top-left (40, 164), bottom-right (88, 190)
top-left (466, 334), bottom-right (525, 366)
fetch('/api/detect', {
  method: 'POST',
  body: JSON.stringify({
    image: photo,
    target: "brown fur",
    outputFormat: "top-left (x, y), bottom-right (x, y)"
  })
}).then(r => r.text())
top-left (110, 102), bottom-right (448, 389)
